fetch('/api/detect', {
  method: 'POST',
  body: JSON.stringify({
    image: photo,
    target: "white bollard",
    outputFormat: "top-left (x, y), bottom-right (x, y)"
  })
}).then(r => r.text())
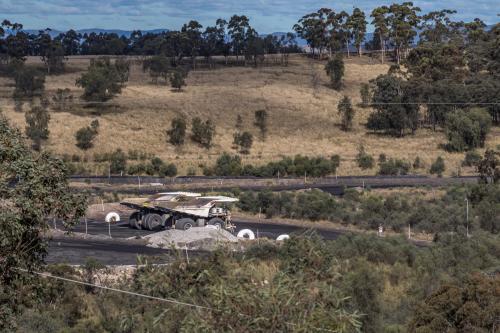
top-left (276, 234), bottom-right (290, 241)
top-left (237, 229), bottom-right (255, 240)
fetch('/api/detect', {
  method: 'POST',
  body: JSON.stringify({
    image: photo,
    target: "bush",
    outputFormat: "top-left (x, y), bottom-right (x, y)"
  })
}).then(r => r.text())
top-left (170, 70), bottom-right (186, 91)
top-left (109, 149), bottom-right (127, 174)
top-left (75, 120), bottom-right (99, 150)
top-left (413, 156), bottom-right (422, 169)
top-left (444, 108), bottom-right (492, 152)
top-left (325, 55), bottom-right (344, 90)
top-left (356, 146), bottom-right (374, 170)
top-left (167, 117), bottom-right (187, 146)
top-left (254, 110), bottom-right (268, 140)
top-left (191, 117), bottom-right (215, 149)
top-left (213, 153), bottom-right (243, 176)
top-left (360, 83), bottom-right (371, 107)
top-left (462, 151), bottom-right (482, 167)
top-left (338, 96), bottom-right (354, 131)
top-left (430, 156), bottom-right (445, 176)
top-left (160, 163), bottom-right (177, 177)
top-left (76, 57), bottom-right (127, 102)
top-left (233, 131), bottom-right (253, 154)
top-left (378, 158), bottom-right (411, 175)
top-left (14, 67), bottom-right (45, 99)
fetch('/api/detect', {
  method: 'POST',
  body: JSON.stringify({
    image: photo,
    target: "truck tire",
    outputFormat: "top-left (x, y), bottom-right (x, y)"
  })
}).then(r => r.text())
top-left (145, 213), bottom-right (163, 231)
top-left (175, 218), bottom-right (194, 230)
top-left (129, 212), bottom-right (141, 230)
top-left (208, 217), bottom-right (224, 230)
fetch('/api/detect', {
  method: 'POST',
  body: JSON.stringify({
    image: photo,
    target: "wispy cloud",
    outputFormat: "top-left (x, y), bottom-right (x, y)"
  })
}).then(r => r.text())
top-left (0, 0), bottom-right (498, 32)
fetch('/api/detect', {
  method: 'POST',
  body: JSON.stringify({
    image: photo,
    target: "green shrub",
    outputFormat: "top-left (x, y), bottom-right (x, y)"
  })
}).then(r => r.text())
top-left (357, 146), bottom-right (374, 169)
top-left (191, 117), bottom-right (215, 149)
top-left (160, 163), bottom-right (177, 177)
top-left (167, 117), bottom-right (187, 146)
top-left (413, 156), bottom-right (422, 169)
top-left (378, 158), bottom-right (411, 175)
top-left (109, 149), bottom-right (127, 174)
top-left (430, 156), bottom-right (445, 176)
top-left (462, 151), bottom-right (482, 167)
top-left (444, 108), bottom-right (492, 152)
top-left (233, 131), bottom-right (253, 154)
top-left (325, 55), bottom-right (344, 90)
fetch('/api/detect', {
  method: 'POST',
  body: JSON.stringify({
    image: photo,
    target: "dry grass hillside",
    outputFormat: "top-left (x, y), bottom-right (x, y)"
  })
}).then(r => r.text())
top-left (1, 54), bottom-right (499, 176)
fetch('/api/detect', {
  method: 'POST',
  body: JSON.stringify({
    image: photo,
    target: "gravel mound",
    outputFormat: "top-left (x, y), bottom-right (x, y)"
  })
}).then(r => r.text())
top-left (143, 227), bottom-right (239, 250)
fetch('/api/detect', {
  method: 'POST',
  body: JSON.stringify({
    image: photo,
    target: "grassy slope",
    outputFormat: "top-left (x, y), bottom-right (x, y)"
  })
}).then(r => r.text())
top-left (1, 54), bottom-right (499, 176)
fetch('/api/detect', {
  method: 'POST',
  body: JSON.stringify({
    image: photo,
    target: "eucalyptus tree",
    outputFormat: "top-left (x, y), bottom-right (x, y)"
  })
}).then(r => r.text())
top-left (387, 2), bottom-right (422, 64)
top-left (228, 15), bottom-right (251, 63)
top-left (294, 8), bottom-right (331, 58)
top-left (347, 8), bottom-right (368, 57)
top-left (181, 20), bottom-right (203, 69)
top-left (370, 6), bottom-right (390, 63)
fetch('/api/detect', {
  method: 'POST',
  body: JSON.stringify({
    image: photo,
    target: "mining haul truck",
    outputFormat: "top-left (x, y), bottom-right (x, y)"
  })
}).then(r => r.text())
top-left (120, 192), bottom-right (238, 231)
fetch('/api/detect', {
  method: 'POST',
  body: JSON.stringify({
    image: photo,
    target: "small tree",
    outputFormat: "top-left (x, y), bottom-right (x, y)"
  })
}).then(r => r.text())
top-left (430, 156), bottom-right (445, 177)
top-left (143, 55), bottom-right (170, 84)
top-left (356, 145), bottom-right (374, 169)
top-left (191, 117), bottom-right (215, 149)
top-left (109, 149), bottom-right (127, 174)
top-left (14, 67), bottom-right (45, 100)
top-left (477, 149), bottom-right (499, 184)
top-left (360, 83), bottom-right (371, 107)
top-left (167, 117), bottom-right (187, 146)
top-left (76, 57), bottom-right (126, 103)
top-left (254, 109), bottom-right (268, 140)
top-left (25, 103), bottom-right (50, 151)
top-left (325, 55), bottom-right (344, 90)
top-left (444, 109), bottom-right (492, 152)
top-left (160, 163), bottom-right (177, 177)
top-left (52, 88), bottom-right (73, 111)
top-left (75, 119), bottom-right (99, 151)
top-left (170, 70), bottom-right (187, 91)
top-left (338, 96), bottom-right (355, 131)
top-left (233, 131), bottom-right (253, 154)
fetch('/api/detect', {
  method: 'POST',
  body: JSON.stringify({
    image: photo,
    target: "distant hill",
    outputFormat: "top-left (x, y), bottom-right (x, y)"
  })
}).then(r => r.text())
top-left (23, 28), bottom-right (170, 38)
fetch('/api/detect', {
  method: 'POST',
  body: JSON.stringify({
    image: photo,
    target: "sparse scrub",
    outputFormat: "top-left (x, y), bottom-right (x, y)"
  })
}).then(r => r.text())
top-left (378, 158), bottom-right (411, 175)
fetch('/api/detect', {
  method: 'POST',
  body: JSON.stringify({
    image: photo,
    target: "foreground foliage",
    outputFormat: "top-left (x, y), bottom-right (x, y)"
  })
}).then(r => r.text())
top-left (13, 232), bottom-right (500, 332)
top-left (0, 117), bottom-right (86, 330)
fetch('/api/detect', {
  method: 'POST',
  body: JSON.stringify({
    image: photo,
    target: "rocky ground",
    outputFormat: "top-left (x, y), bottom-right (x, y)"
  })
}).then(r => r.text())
top-left (141, 227), bottom-right (242, 251)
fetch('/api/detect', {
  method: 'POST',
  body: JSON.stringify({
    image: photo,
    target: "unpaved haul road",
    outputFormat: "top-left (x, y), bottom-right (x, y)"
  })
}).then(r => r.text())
top-left (46, 218), bottom-right (344, 265)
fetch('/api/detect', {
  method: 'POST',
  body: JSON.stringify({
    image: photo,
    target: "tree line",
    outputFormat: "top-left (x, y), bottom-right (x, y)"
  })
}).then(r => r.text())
top-left (0, 16), bottom-right (301, 68)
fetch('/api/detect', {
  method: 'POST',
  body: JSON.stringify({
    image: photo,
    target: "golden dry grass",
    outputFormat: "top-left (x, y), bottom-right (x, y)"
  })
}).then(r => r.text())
top-left (1, 54), bottom-right (499, 176)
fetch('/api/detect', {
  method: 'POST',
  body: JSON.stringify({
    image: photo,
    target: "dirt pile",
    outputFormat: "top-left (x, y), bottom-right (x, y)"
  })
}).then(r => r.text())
top-left (143, 227), bottom-right (240, 250)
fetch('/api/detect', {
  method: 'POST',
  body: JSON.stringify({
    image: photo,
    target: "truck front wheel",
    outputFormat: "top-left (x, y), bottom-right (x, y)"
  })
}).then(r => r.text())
top-left (208, 217), bottom-right (224, 229)
top-left (175, 218), bottom-right (194, 230)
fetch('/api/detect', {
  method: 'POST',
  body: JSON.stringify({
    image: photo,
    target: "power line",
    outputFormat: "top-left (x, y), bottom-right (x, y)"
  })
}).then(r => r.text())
top-left (15, 267), bottom-right (340, 332)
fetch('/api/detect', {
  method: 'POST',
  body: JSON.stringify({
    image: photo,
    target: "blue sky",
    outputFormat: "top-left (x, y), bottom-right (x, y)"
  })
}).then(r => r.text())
top-left (1, 0), bottom-right (498, 33)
